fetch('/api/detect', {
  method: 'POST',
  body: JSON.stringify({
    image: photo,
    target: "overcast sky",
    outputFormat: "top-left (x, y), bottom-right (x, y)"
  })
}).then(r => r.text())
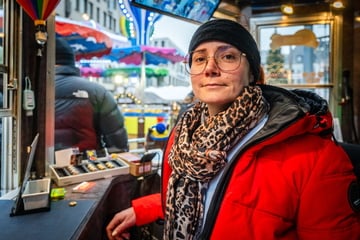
top-left (152, 15), bottom-right (199, 53)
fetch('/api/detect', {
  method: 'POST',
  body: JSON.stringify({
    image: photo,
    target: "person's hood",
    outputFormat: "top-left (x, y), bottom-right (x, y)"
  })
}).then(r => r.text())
top-left (290, 88), bottom-right (329, 116)
top-left (55, 65), bottom-right (81, 78)
top-left (254, 84), bottom-right (333, 145)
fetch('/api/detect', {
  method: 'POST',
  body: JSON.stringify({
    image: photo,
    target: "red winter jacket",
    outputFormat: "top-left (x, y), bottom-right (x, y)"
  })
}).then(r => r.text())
top-left (132, 85), bottom-right (360, 239)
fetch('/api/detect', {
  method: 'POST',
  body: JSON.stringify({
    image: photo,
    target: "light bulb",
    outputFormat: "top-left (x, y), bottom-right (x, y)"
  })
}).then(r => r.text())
top-left (281, 4), bottom-right (294, 15)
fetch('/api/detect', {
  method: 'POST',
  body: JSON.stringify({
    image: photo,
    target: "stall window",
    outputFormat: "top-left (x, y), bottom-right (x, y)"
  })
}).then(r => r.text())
top-left (250, 14), bottom-right (343, 116)
top-left (0, 1), bottom-right (20, 197)
top-left (0, 1), bottom-right (6, 196)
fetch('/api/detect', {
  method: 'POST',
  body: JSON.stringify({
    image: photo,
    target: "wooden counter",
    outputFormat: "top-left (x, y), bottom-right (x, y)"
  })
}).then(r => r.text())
top-left (0, 174), bottom-right (140, 240)
top-left (0, 199), bottom-right (95, 240)
top-left (64, 174), bottom-right (139, 240)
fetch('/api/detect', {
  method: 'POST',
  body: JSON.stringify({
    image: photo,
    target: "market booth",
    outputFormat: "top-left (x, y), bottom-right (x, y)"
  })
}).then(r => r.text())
top-left (0, 134), bottom-right (162, 240)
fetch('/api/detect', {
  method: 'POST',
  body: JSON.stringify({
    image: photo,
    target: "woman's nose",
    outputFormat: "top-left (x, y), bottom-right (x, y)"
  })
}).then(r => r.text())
top-left (204, 57), bottom-right (220, 75)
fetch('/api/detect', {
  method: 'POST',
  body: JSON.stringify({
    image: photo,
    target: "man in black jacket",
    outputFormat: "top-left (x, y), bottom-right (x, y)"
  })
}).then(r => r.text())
top-left (55, 38), bottom-right (128, 154)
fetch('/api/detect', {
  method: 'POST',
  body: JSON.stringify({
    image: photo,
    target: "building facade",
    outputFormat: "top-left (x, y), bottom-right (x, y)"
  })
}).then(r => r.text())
top-left (56, 0), bottom-right (122, 34)
top-left (56, 0), bottom-right (190, 91)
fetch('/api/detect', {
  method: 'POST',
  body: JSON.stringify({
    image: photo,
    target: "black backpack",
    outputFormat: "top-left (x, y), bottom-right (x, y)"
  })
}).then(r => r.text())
top-left (339, 142), bottom-right (360, 178)
top-left (339, 142), bottom-right (360, 212)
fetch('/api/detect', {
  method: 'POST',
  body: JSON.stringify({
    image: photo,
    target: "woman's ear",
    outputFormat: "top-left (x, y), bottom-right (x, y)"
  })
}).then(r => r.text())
top-left (249, 74), bottom-right (256, 86)
top-left (255, 66), bottom-right (265, 85)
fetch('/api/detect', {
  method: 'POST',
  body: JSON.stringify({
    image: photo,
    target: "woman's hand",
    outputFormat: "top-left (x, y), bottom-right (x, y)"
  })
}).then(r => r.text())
top-left (106, 207), bottom-right (136, 240)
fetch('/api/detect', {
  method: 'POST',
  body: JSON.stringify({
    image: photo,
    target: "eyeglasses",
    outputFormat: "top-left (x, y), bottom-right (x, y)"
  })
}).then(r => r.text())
top-left (184, 47), bottom-right (246, 75)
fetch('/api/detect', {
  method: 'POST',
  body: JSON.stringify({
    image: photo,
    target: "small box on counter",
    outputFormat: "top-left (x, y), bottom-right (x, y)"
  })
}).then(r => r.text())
top-left (22, 178), bottom-right (51, 211)
top-left (50, 157), bottom-right (129, 187)
top-left (116, 152), bottom-right (156, 176)
top-left (10, 133), bottom-right (52, 216)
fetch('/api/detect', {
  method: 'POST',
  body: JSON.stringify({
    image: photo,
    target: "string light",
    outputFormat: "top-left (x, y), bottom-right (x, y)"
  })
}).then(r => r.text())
top-left (355, 12), bottom-right (360, 22)
top-left (332, 1), bottom-right (344, 9)
top-left (281, 4), bottom-right (294, 15)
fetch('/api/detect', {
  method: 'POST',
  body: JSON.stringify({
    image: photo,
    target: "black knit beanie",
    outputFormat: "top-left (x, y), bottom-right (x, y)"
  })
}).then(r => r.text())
top-left (56, 38), bottom-right (75, 66)
top-left (188, 19), bottom-right (261, 81)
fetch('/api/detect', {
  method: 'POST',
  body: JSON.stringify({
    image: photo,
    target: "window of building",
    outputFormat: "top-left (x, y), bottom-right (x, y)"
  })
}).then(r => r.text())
top-left (250, 14), bottom-right (342, 116)
top-left (109, 16), bottom-right (113, 30)
top-left (89, 2), bottom-right (93, 19)
top-left (103, 12), bottom-right (107, 27)
top-left (110, 16), bottom-right (115, 31)
top-left (113, 18), bottom-right (116, 32)
top-left (84, 0), bottom-right (88, 13)
top-left (96, 7), bottom-right (100, 22)
top-left (75, 0), bottom-right (80, 11)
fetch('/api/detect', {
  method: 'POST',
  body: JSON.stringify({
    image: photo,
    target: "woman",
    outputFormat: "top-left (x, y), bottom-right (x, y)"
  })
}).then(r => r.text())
top-left (106, 19), bottom-right (360, 240)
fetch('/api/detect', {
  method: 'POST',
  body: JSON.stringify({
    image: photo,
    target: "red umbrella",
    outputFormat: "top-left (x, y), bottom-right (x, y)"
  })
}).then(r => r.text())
top-left (105, 45), bottom-right (184, 65)
top-left (103, 45), bottom-right (185, 102)
top-left (55, 16), bottom-right (113, 60)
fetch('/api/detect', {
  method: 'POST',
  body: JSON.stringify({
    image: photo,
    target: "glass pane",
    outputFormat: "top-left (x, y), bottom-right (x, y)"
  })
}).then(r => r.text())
top-left (0, 72), bottom-right (3, 108)
top-left (0, 2), bottom-right (3, 63)
top-left (0, 0), bottom-right (15, 197)
top-left (258, 23), bottom-right (330, 86)
top-left (0, 0), bottom-right (3, 196)
top-left (0, 116), bottom-right (16, 197)
top-left (0, 2), bottom-right (5, 109)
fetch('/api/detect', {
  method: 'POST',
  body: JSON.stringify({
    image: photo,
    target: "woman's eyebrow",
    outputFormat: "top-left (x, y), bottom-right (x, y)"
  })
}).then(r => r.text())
top-left (217, 45), bottom-right (237, 51)
top-left (194, 44), bottom-right (235, 53)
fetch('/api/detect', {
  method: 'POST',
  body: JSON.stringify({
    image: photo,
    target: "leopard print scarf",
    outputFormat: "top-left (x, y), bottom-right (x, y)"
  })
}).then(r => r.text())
top-left (163, 86), bottom-right (269, 240)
